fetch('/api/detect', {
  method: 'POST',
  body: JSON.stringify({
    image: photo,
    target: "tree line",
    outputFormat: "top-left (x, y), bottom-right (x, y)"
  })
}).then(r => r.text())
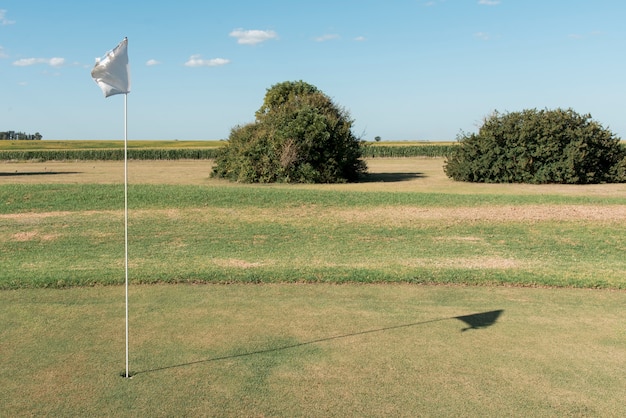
top-left (1, 131), bottom-right (43, 140)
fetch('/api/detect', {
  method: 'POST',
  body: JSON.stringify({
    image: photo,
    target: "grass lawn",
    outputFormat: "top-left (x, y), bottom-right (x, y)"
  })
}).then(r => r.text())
top-left (1, 157), bottom-right (625, 416)
top-left (2, 159), bottom-right (625, 289)
top-left (1, 284), bottom-right (625, 417)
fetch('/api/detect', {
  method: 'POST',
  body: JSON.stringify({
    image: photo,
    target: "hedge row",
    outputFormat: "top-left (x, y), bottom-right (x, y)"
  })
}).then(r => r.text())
top-left (0, 144), bottom-right (455, 161)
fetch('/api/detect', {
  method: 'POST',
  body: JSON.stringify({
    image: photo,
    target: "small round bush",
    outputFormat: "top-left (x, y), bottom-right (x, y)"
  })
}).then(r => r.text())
top-left (212, 80), bottom-right (366, 183)
top-left (444, 108), bottom-right (626, 184)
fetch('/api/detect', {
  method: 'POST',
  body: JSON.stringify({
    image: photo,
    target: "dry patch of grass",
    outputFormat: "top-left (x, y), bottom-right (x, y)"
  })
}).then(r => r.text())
top-left (11, 231), bottom-right (60, 242)
top-left (334, 204), bottom-right (626, 224)
top-left (403, 256), bottom-right (527, 269)
top-left (3, 204), bottom-right (625, 225)
top-left (212, 258), bottom-right (266, 269)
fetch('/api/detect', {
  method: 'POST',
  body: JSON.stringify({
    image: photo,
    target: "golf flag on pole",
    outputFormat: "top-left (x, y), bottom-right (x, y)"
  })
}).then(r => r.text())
top-left (91, 37), bottom-right (130, 98)
top-left (91, 37), bottom-right (132, 378)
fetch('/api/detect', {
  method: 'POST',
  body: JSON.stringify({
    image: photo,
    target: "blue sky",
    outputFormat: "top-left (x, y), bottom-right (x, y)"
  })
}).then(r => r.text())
top-left (1, 0), bottom-right (625, 141)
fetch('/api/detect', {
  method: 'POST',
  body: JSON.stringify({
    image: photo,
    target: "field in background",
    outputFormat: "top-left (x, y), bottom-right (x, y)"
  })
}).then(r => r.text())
top-left (0, 140), bottom-right (455, 150)
top-left (0, 140), bottom-right (456, 160)
top-left (0, 140), bottom-right (225, 150)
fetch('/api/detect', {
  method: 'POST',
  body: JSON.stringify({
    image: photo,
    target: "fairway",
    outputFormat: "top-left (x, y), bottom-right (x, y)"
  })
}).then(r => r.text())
top-left (1, 157), bottom-right (626, 416)
top-left (1, 284), bottom-right (625, 417)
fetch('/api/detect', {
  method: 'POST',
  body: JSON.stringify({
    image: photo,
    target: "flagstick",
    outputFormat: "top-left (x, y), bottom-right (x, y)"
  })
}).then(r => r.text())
top-left (124, 92), bottom-right (129, 378)
top-left (91, 37), bottom-right (130, 378)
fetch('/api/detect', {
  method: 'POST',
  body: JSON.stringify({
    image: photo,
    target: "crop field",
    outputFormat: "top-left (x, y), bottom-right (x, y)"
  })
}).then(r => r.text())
top-left (1, 155), bottom-right (626, 416)
top-left (0, 139), bottom-right (225, 150)
top-left (0, 139), bottom-right (456, 160)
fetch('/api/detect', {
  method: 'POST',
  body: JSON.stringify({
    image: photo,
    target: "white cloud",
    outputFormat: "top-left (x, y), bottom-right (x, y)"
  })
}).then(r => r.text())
top-left (0, 46), bottom-right (7, 59)
top-left (229, 29), bottom-right (278, 45)
top-left (474, 32), bottom-right (491, 40)
top-left (13, 57), bottom-right (65, 67)
top-left (184, 55), bottom-right (230, 67)
top-left (1, 9), bottom-right (15, 25)
top-left (478, 0), bottom-right (501, 5)
top-left (354, 36), bottom-right (366, 42)
top-left (49, 57), bottom-right (65, 67)
top-left (146, 59), bottom-right (161, 66)
top-left (314, 34), bottom-right (340, 42)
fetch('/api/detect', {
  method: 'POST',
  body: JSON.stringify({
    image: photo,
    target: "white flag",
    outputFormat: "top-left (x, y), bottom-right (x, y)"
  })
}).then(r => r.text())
top-left (91, 38), bottom-right (131, 98)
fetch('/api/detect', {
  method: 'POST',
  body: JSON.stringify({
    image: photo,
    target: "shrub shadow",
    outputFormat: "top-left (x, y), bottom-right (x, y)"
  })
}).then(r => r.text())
top-left (0, 171), bottom-right (81, 177)
top-left (361, 172), bottom-right (425, 183)
top-left (135, 310), bottom-right (503, 376)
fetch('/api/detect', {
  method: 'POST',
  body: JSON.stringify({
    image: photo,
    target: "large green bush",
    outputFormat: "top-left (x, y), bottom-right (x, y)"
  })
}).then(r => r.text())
top-left (444, 108), bottom-right (626, 184)
top-left (212, 80), bottom-right (366, 183)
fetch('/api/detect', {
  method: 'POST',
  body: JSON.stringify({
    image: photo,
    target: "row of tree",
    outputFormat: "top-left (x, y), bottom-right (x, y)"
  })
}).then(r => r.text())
top-left (0, 131), bottom-right (43, 140)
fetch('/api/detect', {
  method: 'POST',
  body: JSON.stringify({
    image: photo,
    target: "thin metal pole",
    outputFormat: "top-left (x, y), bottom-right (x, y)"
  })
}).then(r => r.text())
top-left (124, 93), bottom-right (129, 378)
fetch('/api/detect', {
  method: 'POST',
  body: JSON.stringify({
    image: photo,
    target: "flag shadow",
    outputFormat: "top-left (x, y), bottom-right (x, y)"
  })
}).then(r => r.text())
top-left (133, 309), bottom-right (504, 377)
top-left (455, 309), bottom-right (504, 332)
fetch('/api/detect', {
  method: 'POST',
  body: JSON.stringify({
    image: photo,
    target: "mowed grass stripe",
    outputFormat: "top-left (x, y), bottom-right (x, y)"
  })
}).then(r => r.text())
top-left (2, 205), bottom-right (625, 289)
top-left (2, 183), bottom-right (626, 214)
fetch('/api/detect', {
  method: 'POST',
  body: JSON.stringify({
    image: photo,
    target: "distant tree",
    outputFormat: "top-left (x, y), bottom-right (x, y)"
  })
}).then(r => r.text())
top-left (374, 136), bottom-right (382, 142)
top-left (212, 80), bottom-right (367, 183)
top-left (444, 108), bottom-right (626, 184)
top-left (0, 131), bottom-right (43, 140)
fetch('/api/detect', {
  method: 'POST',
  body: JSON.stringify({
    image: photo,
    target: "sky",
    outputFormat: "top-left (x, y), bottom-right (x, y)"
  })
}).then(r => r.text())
top-left (1, 0), bottom-right (625, 141)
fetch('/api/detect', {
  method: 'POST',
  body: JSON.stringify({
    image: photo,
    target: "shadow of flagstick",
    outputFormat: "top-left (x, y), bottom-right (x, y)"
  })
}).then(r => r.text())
top-left (132, 310), bottom-right (504, 377)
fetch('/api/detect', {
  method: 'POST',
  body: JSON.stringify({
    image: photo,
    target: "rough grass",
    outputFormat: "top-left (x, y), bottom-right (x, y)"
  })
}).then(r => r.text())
top-left (1, 158), bottom-right (625, 289)
top-left (3, 203), bottom-right (625, 289)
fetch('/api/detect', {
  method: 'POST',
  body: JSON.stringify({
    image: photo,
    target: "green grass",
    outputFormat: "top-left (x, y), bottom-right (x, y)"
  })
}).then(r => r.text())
top-left (2, 184), bottom-right (625, 289)
top-left (3, 183), bottom-right (625, 214)
top-left (2, 158), bottom-right (626, 416)
top-left (1, 284), bottom-right (625, 416)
